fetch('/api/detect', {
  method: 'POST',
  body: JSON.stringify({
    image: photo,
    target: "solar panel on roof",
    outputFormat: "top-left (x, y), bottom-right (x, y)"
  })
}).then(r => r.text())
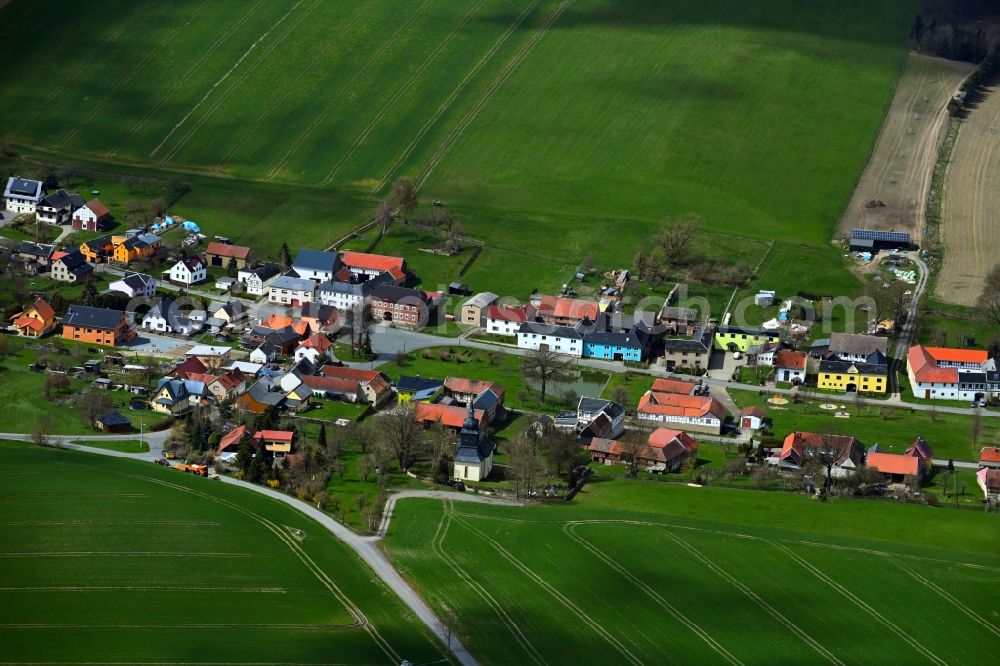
top-left (851, 228), bottom-right (910, 243)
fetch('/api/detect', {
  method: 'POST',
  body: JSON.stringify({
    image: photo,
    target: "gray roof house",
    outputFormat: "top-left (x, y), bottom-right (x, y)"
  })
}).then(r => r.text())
top-left (4, 176), bottom-right (45, 213)
top-left (64, 304), bottom-right (128, 330)
top-left (292, 250), bottom-right (340, 282)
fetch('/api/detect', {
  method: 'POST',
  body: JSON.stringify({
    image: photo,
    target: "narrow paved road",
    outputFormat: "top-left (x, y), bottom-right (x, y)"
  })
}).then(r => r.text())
top-left (1, 431), bottom-right (168, 461)
top-left (888, 253), bottom-right (929, 398)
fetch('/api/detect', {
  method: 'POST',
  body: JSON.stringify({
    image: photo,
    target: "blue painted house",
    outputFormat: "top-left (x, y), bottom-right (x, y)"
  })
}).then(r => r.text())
top-left (583, 325), bottom-right (649, 362)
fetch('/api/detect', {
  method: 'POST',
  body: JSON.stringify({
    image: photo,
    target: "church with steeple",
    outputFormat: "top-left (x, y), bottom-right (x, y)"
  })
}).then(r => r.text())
top-left (453, 401), bottom-right (493, 482)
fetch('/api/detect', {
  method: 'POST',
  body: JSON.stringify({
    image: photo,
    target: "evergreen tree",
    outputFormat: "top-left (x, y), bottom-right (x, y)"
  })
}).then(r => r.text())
top-left (226, 257), bottom-right (238, 277)
top-left (81, 280), bottom-right (99, 307)
top-left (279, 242), bottom-right (292, 270)
top-left (236, 432), bottom-right (254, 480)
top-left (317, 423), bottom-right (327, 449)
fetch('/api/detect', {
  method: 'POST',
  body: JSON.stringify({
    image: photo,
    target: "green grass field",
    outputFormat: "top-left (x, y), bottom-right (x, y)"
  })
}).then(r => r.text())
top-left (0, 0), bottom-right (915, 299)
top-left (0, 441), bottom-right (451, 665)
top-left (386, 482), bottom-right (1000, 666)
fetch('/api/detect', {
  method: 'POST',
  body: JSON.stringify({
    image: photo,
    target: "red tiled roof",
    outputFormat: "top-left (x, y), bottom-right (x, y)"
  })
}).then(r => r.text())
top-left (340, 251), bottom-right (405, 281)
top-left (485, 304), bottom-right (534, 323)
top-left (637, 392), bottom-right (726, 421)
top-left (320, 365), bottom-right (379, 382)
top-left (298, 332), bottom-right (332, 351)
top-left (415, 402), bottom-right (485, 429)
top-left (904, 437), bottom-right (933, 460)
top-left (924, 346), bottom-right (989, 364)
top-left (651, 377), bottom-right (699, 395)
top-left (740, 406), bottom-right (765, 418)
top-left (647, 428), bottom-right (698, 454)
top-left (50, 250), bottom-right (68, 262)
top-left (214, 369), bottom-right (244, 391)
top-left (774, 350), bottom-right (807, 371)
top-left (255, 429), bottom-right (293, 443)
top-left (171, 356), bottom-right (208, 377)
top-left (980, 447), bottom-right (1000, 464)
top-left (588, 438), bottom-right (622, 456)
top-left (867, 452), bottom-right (919, 477)
top-left (15, 316), bottom-right (45, 332)
top-left (444, 377), bottom-right (505, 400)
top-left (538, 295), bottom-right (599, 321)
top-left (907, 345), bottom-right (959, 384)
top-left (218, 424), bottom-right (251, 453)
top-left (86, 198), bottom-right (110, 218)
top-left (205, 242), bottom-right (252, 260)
top-left (301, 375), bottom-right (360, 394)
top-left (28, 298), bottom-right (55, 321)
top-left (779, 432), bottom-right (858, 466)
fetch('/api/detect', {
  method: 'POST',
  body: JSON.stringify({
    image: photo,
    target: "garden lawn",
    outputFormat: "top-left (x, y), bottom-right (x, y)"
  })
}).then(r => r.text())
top-left (730, 388), bottom-right (1000, 462)
top-left (72, 439), bottom-right (150, 454)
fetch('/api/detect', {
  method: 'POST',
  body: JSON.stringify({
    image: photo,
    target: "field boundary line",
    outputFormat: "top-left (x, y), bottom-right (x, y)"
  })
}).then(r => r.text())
top-left (0, 585), bottom-right (286, 593)
top-left (658, 530), bottom-right (845, 665)
top-left (62, 460), bottom-right (403, 665)
top-left (319, 0), bottom-right (489, 186)
top-left (770, 541), bottom-right (948, 666)
top-left (57, 0), bottom-right (212, 148)
top-left (156, 0), bottom-right (316, 164)
top-left (214, 1), bottom-right (380, 171)
top-left (564, 523), bottom-right (743, 666)
top-left (7, 1), bottom-right (154, 139)
top-left (0, 551), bottom-right (251, 558)
top-left (106, 0), bottom-right (272, 159)
top-left (371, 0), bottom-right (541, 193)
top-left (265, 0), bottom-right (436, 180)
top-left (455, 516), bottom-right (644, 666)
top-left (433, 502), bottom-right (546, 665)
top-left (893, 563), bottom-right (1000, 638)
top-left (416, 0), bottom-right (573, 190)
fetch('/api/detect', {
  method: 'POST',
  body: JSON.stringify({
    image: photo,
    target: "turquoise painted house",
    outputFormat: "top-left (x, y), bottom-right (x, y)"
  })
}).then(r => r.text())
top-left (583, 326), bottom-right (649, 362)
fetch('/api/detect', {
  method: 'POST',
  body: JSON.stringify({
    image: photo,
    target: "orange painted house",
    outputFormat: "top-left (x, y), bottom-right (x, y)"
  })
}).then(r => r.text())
top-left (62, 305), bottom-right (135, 347)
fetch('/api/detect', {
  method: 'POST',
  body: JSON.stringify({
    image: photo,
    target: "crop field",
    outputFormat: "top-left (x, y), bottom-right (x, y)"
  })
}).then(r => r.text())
top-left (386, 482), bottom-right (1000, 666)
top-left (838, 53), bottom-right (972, 240)
top-left (0, 0), bottom-right (915, 291)
top-left (938, 83), bottom-right (1000, 306)
top-left (0, 442), bottom-right (450, 666)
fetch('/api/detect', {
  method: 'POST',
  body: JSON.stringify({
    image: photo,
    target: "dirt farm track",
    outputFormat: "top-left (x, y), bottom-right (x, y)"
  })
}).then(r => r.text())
top-left (939, 83), bottom-right (1000, 305)
top-left (838, 54), bottom-right (971, 240)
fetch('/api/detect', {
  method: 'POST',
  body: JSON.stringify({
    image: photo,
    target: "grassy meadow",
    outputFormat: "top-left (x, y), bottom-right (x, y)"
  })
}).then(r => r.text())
top-left (385, 483), bottom-right (1000, 666)
top-left (0, 441), bottom-right (451, 665)
top-left (0, 0), bottom-right (916, 300)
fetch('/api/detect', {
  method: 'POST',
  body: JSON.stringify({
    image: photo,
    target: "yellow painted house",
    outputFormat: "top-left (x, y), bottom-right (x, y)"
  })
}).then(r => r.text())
top-left (80, 234), bottom-right (115, 263)
top-left (12, 298), bottom-right (56, 337)
top-left (111, 233), bottom-right (161, 264)
top-left (714, 326), bottom-right (780, 353)
top-left (817, 356), bottom-right (888, 394)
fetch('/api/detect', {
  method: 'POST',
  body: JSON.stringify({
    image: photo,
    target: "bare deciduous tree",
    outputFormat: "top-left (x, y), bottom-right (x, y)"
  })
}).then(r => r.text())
top-left (521, 346), bottom-right (574, 404)
top-left (653, 213), bottom-right (701, 264)
top-left (507, 433), bottom-right (543, 498)
top-left (30, 419), bottom-right (50, 448)
top-left (74, 387), bottom-right (113, 430)
top-left (977, 263), bottom-right (1000, 328)
top-left (378, 402), bottom-right (423, 471)
top-left (389, 177), bottom-right (417, 222)
top-left (375, 200), bottom-right (394, 235)
top-left (618, 432), bottom-right (646, 479)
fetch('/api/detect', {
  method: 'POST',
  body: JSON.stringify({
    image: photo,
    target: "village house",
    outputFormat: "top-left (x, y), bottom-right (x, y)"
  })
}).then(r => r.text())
top-left (80, 234), bottom-right (115, 263)
top-left (14, 241), bottom-right (54, 273)
top-left (4, 176), bottom-right (45, 213)
top-left (904, 437), bottom-right (934, 473)
top-left (533, 294), bottom-right (600, 327)
top-left (817, 350), bottom-right (888, 394)
top-left (740, 406), bottom-right (765, 430)
top-left (318, 365), bottom-right (393, 406)
top-left (268, 274), bottom-right (316, 306)
top-left (980, 447), bottom-right (1000, 470)
top-left (236, 377), bottom-right (287, 414)
top-left (828, 333), bottom-right (888, 363)
top-left (443, 377), bottom-right (506, 423)
top-left (249, 342), bottom-right (280, 364)
top-left (263, 314), bottom-right (310, 338)
top-left (36, 189), bottom-right (84, 225)
top-left (516, 321), bottom-right (584, 357)
top-left (338, 251), bottom-right (406, 284)
top-left (774, 350), bottom-right (807, 384)
top-left (202, 369), bottom-right (246, 402)
top-left (49, 249), bottom-right (93, 283)
top-left (906, 345), bottom-right (998, 402)
top-left (866, 452), bottom-right (923, 484)
top-left (588, 428), bottom-right (699, 473)
top-left (292, 250), bottom-right (340, 283)
top-left (662, 324), bottom-right (714, 372)
top-left (205, 241), bottom-right (254, 269)
top-left (369, 285), bottom-right (433, 329)
top-left (111, 233), bottom-right (161, 264)
top-left (151, 377), bottom-right (207, 416)
top-left (71, 199), bottom-right (111, 232)
top-left (11, 298), bottom-right (57, 337)
top-left (186, 345), bottom-right (233, 369)
top-left (237, 263), bottom-right (280, 296)
top-left (651, 377), bottom-right (705, 395)
top-left (300, 374), bottom-right (363, 402)
top-left (658, 305), bottom-right (699, 336)
top-left (62, 305), bottom-right (135, 347)
top-left (582, 325), bottom-right (650, 362)
top-left (453, 402), bottom-right (493, 482)
top-left (484, 304), bottom-right (536, 337)
top-left (714, 325), bottom-right (780, 353)
top-left (636, 390), bottom-right (725, 435)
top-left (574, 397), bottom-right (626, 440)
top-left (774, 432), bottom-right (865, 477)
top-left (167, 255), bottom-right (207, 286)
top-left (109, 272), bottom-right (156, 298)
top-left (95, 411), bottom-right (132, 433)
top-left (417, 401), bottom-right (487, 439)
top-left (298, 302), bottom-right (340, 332)
top-left (317, 271), bottom-right (394, 313)
top-left (210, 301), bottom-right (247, 330)
top-left (293, 332), bottom-right (334, 364)
top-left (460, 292), bottom-right (499, 327)
top-left (976, 468), bottom-right (1000, 501)
top-left (396, 376), bottom-right (444, 402)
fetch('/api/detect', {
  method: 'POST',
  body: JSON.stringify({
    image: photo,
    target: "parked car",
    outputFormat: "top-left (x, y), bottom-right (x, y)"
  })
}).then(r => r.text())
top-left (154, 458), bottom-right (170, 466)
top-left (163, 451), bottom-right (176, 460)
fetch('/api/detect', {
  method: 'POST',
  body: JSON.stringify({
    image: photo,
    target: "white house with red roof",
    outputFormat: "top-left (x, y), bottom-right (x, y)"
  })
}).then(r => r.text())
top-left (906, 345), bottom-right (997, 402)
top-left (293, 332), bottom-right (335, 364)
top-left (484, 304), bottom-right (536, 336)
top-left (980, 447), bottom-right (1000, 470)
top-left (71, 199), bottom-right (111, 232)
top-left (338, 251), bottom-right (406, 284)
top-left (167, 255), bottom-right (207, 286)
top-left (774, 350), bottom-right (807, 384)
top-left (636, 390), bottom-right (725, 435)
